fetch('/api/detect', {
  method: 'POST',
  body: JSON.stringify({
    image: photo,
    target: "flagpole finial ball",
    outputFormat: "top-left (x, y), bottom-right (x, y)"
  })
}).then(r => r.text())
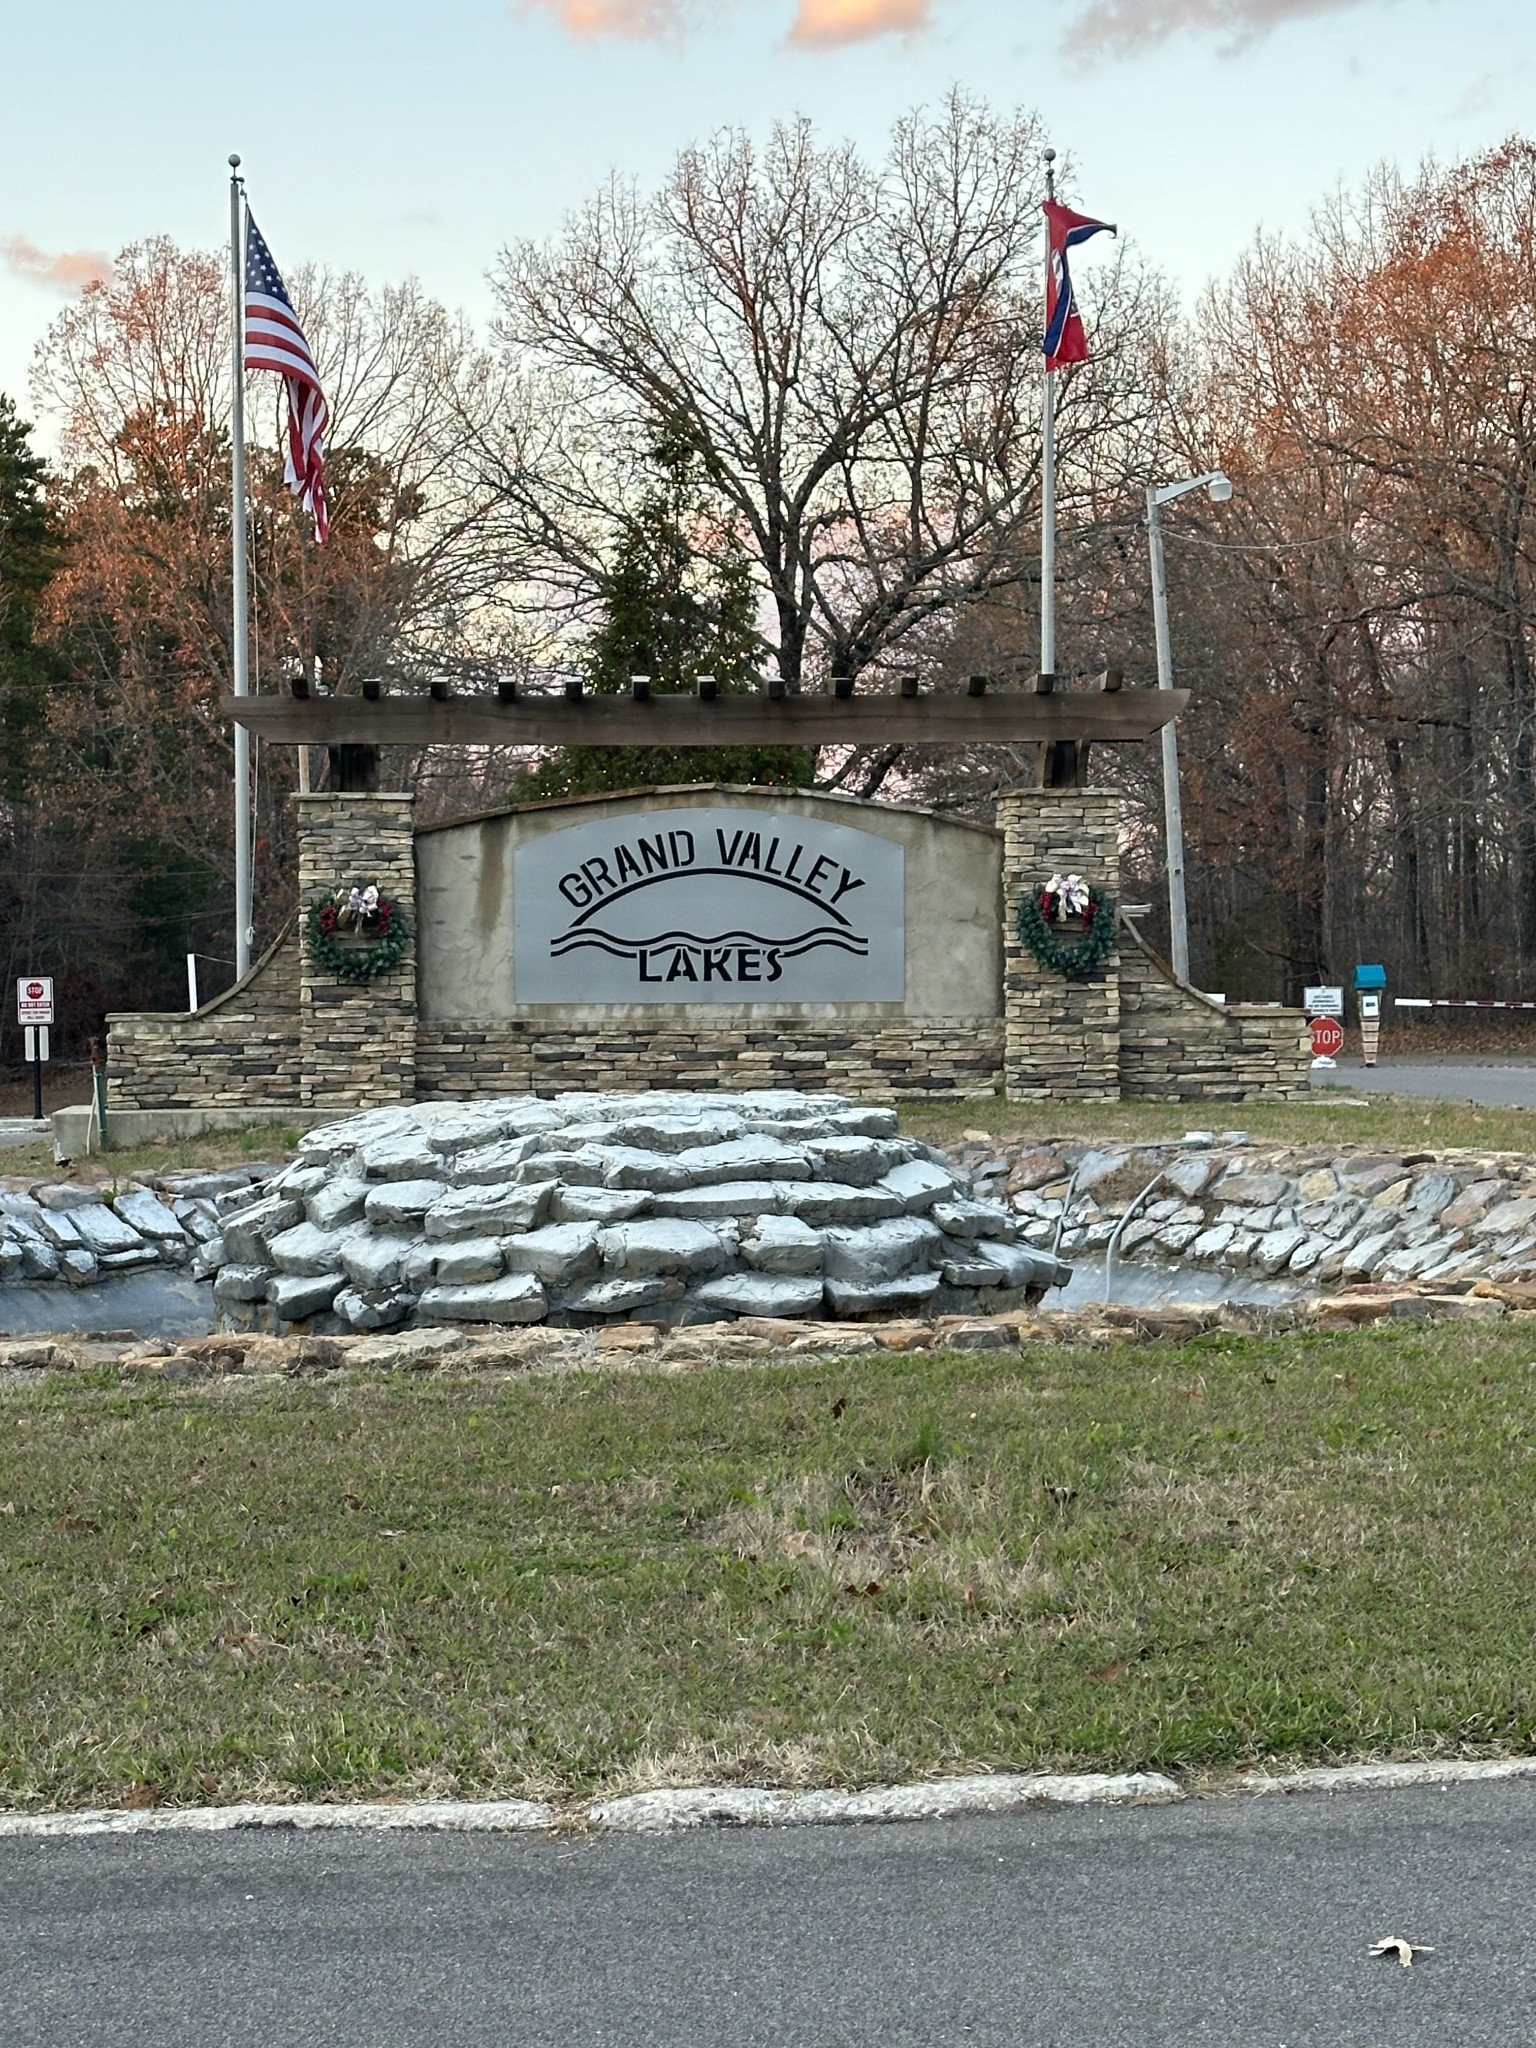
top-left (1043, 146), bottom-right (1055, 162)
top-left (229, 153), bottom-right (241, 169)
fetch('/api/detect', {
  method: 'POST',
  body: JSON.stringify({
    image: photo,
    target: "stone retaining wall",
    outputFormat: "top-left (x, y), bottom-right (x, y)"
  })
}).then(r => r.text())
top-left (1118, 920), bottom-right (1311, 1101)
top-left (415, 1018), bottom-right (1005, 1102)
top-left (104, 785), bottom-right (1307, 1114)
top-left (106, 922), bottom-right (304, 1111)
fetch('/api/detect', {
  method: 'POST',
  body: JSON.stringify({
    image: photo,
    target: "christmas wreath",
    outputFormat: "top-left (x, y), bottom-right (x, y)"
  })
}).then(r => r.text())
top-left (304, 881), bottom-right (410, 984)
top-left (1016, 871), bottom-right (1116, 980)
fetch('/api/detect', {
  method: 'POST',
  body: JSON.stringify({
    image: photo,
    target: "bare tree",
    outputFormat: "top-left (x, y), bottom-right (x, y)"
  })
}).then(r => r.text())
top-left (487, 93), bottom-right (1163, 713)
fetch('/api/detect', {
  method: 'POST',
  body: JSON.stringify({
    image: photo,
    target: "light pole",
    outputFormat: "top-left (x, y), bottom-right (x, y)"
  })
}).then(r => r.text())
top-left (1146, 469), bottom-right (1232, 984)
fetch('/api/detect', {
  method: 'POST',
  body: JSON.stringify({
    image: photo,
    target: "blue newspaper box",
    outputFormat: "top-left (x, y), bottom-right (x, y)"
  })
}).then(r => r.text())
top-left (1354, 964), bottom-right (1386, 990)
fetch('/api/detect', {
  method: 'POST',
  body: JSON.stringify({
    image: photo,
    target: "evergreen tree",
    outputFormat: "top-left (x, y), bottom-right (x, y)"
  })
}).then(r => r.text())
top-left (515, 431), bottom-right (812, 801)
top-left (0, 395), bottom-right (66, 803)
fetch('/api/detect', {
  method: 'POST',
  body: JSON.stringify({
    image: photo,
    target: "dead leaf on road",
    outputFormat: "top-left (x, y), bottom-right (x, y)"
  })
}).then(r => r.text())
top-left (1369, 1937), bottom-right (1435, 1969)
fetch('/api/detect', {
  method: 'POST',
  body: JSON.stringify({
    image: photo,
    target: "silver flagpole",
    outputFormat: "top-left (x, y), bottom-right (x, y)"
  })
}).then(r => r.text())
top-left (1039, 147), bottom-right (1057, 684)
top-left (229, 154), bottom-right (252, 982)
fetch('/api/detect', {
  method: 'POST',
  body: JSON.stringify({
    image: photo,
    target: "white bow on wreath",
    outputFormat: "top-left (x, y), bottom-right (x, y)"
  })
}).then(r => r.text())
top-left (1046, 872), bottom-right (1090, 919)
top-left (342, 884), bottom-right (380, 925)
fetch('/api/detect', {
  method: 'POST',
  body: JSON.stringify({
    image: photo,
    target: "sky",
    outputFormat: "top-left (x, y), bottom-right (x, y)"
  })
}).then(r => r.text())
top-left (0, 0), bottom-right (1529, 443)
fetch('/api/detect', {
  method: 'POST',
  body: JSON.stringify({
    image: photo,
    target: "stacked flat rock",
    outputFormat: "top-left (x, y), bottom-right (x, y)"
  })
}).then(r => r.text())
top-left (207, 1092), bottom-right (1070, 1334)
top-left (0, 1171), bottom-right (265, 1287)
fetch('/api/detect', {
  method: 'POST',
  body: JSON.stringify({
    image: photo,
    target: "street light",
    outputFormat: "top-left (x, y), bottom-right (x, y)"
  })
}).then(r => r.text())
top-left (1146, 470), bottom-right (1232, 984)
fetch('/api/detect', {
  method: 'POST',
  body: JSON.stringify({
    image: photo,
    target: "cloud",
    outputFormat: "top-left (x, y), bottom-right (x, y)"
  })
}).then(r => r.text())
top-left (788, 0), bottom-right (932, 45)
top-left (2, 234), bottom-right (113, 293)
top-left (518, 0), bottom-right (689, 38)
top-left (1063, 0), bottom-right (1371, 60)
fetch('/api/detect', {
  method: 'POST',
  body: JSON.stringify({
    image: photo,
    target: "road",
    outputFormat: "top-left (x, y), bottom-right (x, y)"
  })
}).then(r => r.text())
top-left (5, 1780), bottom-right (1536, 2046)
top-left (1314, 1054), bottom-right (1536, 1109)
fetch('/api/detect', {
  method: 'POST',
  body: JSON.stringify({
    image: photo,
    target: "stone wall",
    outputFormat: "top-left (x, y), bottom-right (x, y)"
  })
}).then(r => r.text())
top-left (998, 791), bottom-right (1120, 1101)
top-left (106, 921), bottom-right (304, 1111)
top-left (105, 784), bottom-right (1308, 1115)
top-left (1118, 919), bottom-right (1310, 1101)
top-left (296, 793), bottom-right (417, 1112)
top-left (415, 1017), bottom-right (1005, 1102)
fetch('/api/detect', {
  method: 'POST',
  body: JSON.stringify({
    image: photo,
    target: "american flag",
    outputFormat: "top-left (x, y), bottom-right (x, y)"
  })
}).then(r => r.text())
top-left (244, 212), bottom-right (329, 544)
top-left (1043, 199), bottom-right (1115, 372)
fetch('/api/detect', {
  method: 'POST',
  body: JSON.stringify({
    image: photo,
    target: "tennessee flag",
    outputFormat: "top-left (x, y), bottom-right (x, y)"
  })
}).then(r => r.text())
top-left (1043, 199), bottom-right (1115, 370)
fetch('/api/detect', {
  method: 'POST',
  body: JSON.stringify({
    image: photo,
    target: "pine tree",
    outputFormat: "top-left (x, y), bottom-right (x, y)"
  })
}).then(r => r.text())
top-left (515, 431), bottom-right (812, 801)
top-left (0, 394), bottom-right (66, 803)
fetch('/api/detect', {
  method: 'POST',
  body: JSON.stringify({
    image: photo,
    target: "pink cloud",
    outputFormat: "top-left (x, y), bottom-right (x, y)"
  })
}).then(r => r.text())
top-left (2, 234), bottom-right (113, 293)
top-left (788, 0), bottom-right (932, 44)
top-left (519, 0), bottom-right (689, 37)
top-left (1063, 0), bottom-right (1370, 58)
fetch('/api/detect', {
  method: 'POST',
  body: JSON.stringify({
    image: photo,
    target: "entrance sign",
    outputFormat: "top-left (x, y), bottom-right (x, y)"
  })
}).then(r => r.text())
top-left (1303, 986), bottom-right (1344, 1018)
top-left (1310, 1016), bottom-right (1344, 1060)
top-left (16, 977), bottom-right (53, 1025)
top-left (514, 807), bottom-right (906, 1003)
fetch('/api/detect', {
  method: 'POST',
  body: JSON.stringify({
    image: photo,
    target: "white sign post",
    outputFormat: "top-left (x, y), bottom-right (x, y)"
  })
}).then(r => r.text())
top-left (16, 977), bottom-right (54, 1121)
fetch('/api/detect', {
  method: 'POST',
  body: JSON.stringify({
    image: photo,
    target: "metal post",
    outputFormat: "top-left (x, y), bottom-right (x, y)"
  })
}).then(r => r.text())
top-left (31, 1037), bottom-right (42, 1122)
top-left (187, 952), bottom-right (200, 1013)
top-left (1039, 149), bottom-right (1057, 683)
top-left (1147, 484), bottom-right (1190, 983)
top-left (229, 155), bottom-right (252, 981)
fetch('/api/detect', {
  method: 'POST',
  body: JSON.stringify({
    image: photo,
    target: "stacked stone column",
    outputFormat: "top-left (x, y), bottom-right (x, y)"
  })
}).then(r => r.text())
top-left (998, 790), bottom-right (1121, 1101)
top-left (296, 793), bottom-right (417, 1112)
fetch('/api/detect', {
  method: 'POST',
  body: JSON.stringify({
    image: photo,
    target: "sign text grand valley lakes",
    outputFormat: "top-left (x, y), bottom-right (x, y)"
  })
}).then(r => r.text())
top-left (554, 823), bottom-right (869, 984)
top-left (514, 805), bottom-right (905, 1002)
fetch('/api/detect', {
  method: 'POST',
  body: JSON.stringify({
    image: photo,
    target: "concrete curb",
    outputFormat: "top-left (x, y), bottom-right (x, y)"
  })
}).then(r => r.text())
top-left (0, 1774), bottom-right (1176, 1840)
top-left (1235, 1757), bottom-right (1536, 1796)
top-left (4, 1759), bottom-right (1534, 1839)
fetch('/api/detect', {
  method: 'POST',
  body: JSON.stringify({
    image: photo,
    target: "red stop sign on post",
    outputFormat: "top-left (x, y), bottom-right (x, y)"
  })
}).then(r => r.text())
top-left (1310, 1016), bottom-right (1344, 1059)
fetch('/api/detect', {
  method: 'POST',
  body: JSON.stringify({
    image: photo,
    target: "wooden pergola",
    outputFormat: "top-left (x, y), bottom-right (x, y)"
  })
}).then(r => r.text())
top-left (223, 671), bottom-right (1186, 790)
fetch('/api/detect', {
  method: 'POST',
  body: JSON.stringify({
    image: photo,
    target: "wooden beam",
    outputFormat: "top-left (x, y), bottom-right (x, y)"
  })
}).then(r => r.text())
top-left (220, 686), bottom-right (1189, 749)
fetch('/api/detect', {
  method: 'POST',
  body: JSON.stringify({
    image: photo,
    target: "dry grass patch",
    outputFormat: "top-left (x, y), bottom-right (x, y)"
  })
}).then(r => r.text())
top-left (3, 1325), bottom-right (1536, 1811)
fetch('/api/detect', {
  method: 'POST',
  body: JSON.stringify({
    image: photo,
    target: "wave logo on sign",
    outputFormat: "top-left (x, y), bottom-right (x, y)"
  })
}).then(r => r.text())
top-left (551, 824), bottom-right (872, 988)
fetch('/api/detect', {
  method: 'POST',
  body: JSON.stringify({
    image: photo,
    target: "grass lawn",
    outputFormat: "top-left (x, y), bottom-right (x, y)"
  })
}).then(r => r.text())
top-left (3, 1322), bottom-right (1536, 1811)
top-left (1, 1123), bottom-right (308, 1187)
top-left (902, 1093), bottom-right (1536, 1156)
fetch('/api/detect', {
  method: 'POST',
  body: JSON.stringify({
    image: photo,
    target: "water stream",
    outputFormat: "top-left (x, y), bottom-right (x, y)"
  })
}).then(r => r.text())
top-left (0, 1256), bottom-right (1303, 1343)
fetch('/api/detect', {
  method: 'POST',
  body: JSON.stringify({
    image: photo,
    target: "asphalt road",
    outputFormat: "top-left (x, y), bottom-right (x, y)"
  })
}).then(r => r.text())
top-left (1314, 1055), bottom-right (1536, 1109)
top-left (6, 1781), bottom-right (1536, 2047)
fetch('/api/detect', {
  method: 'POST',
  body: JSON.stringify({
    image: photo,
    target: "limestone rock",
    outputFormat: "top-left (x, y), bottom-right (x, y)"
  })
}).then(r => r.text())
top-left (427, 1237), bottom-right (506, 1287)
top-left (422, 1181), bottom-right (555, 1240)
top-left (34, 1182), bottom-right (104, 1212)
top-left (931, 1198), bottom-right (1017, 1243)
top-left (416, 1274), bottom-right (547, 1324)
top-left (268, 1271), bottom-right (346, 1320)
top-left (59, 1248), bottom-right (98, 1284)
top-left (821, 1217), bottom-right (943, 1283)
top-left (598, 1218), bottom-right (729, 1278)
top-left (824, 1271), bottom-right (941, 1317)
top-left (268, 1220), bottom-right (360, 1278)
top-left (692, 1273), bottom-right (824, 1317)
top-left (878, 1159), bottom-right (959, 1213)
top-left (113, 1189), bottom-right (187, 1244)
top-left (785, 1182), bottom-right (906, 1226)
top-left (306, 1178), bottom-right (369, 1231)
top-left (334, 1288), bottom-right (417, 1331)
top-left (69, 1205), bottom-right (147, 1256)
top-left (364, 1179), bottom-right (451, 1228)
top-left (557, 1275), bottom-right (684, 1316)
top-left (502, 1222), bottom-right (601, 1286)
top-left (650, 1181), bottom-right (789, 1220)
top-left (1163, 1155), bottom-right (1217, 1199)
top-left (214, 1263), bottom-right (276, 1304)
top-left (223, 1195), bottom-right (305, 1264)
top-left (674, 1137), bottom-right (811, 1184)
top-left (553, 1184), bottom-right (653, 1224)
top-left (341, 1231), bottom-right (420, 1292)
top-left (1215, 1172), bottom-right (1290, 1207)
top-left (741, 1215), bottom-right (824, 1276)
top-left (450, 1136), bottom-right (546, 1185)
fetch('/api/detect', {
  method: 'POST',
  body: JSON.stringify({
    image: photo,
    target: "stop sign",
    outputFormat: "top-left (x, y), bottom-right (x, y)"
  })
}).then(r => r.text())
top-left (1310, 1016), bottom-right (1344, 1059)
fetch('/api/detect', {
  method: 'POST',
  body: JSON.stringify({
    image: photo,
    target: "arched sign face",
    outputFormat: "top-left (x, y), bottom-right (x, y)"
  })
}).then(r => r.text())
top-left (513, 807), bottom-right (906, 1003)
